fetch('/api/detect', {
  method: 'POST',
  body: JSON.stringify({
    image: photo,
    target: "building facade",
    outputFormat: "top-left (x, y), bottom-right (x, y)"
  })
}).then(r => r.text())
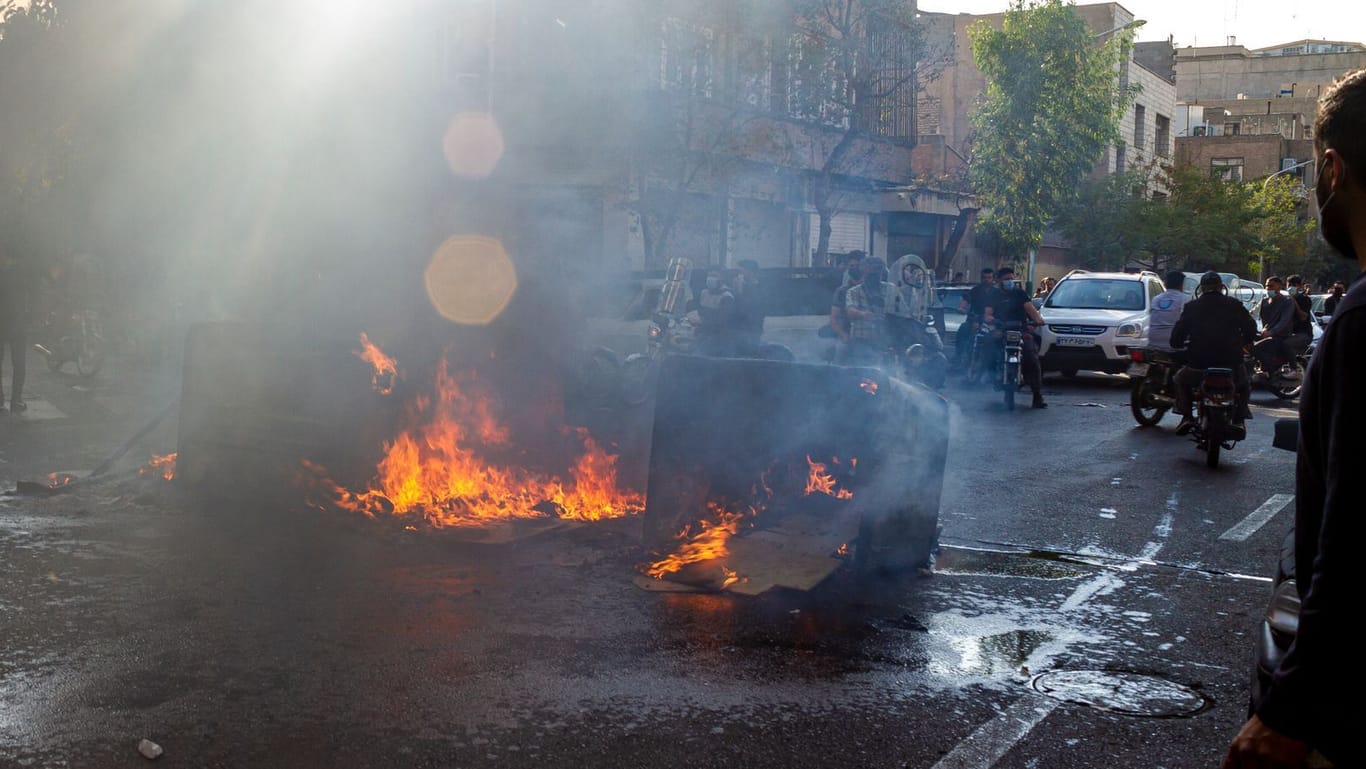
top-left (1171, 40), bottom-right (1366, 187)
top-left (915, 2), bottom-right (1177, 275)
top-left (420, 0), bottom-right (951, 276)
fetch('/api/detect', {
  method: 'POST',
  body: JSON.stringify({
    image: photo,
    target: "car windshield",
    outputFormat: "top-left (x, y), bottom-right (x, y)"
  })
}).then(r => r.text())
top-left (1045, 279), bottom-right (1146, 311)
top-left (939, 288), bottom-right (969, 314)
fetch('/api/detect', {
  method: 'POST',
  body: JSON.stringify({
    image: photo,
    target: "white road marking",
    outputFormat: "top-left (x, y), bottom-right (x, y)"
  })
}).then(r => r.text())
top-left (1219, 494), bottom-right (1294, 541)
top-left (934, 514), bottom-right (1175, 768)
top-left (929, 697), bottom-right (1060, 769)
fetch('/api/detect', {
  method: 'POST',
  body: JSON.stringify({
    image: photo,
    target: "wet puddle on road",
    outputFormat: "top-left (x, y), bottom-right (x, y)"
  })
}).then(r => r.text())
top-left (1031, 669), bottom-right (1210, 717)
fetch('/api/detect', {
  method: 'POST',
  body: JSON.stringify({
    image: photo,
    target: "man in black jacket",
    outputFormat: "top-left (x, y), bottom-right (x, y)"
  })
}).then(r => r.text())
top-left (1170, 271), bottom-right (1258, 435)
top-left (1224, 67), bottom-right (1366, 769)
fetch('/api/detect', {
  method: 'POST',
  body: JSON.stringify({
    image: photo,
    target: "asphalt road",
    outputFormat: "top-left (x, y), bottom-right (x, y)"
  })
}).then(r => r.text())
top-left (0, 358), bottom-right (1300, 769)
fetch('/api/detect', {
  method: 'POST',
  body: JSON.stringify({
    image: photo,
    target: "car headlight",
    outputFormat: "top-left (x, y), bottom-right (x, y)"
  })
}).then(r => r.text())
top-left (1116, 322), bottom-right (1143, 338)
top-left (1265, 579), bottom-right (1300, 636)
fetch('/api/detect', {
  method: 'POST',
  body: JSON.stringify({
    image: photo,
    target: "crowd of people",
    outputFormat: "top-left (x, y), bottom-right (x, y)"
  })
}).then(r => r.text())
top-left (826, 250), bottom-right (942, 372)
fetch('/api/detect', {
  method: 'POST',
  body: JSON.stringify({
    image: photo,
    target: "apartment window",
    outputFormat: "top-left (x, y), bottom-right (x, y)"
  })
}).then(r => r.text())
top-left (1223, 122), bottom-right (1241, 136)
top-left (1133, 105), bottom-right (1146, 150)
top-left (868, 25), bottom-right (916, 139)
top-left (660, 17), bottom-right (714, 98)
top-left (1211, 157), bottom-right (1244, 182)
top-left (1154, 115), bottom-right (1171, 157)
top-left (735, 35), bottom-right (772, 110)
top-left (787, 33), bottom-right (848, 128)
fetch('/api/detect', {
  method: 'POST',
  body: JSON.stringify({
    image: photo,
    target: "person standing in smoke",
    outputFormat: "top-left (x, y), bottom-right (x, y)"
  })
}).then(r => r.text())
top-left (730, 259), bottom-right (765, 357)
top-left (0, 246), bottom-right (31, 414)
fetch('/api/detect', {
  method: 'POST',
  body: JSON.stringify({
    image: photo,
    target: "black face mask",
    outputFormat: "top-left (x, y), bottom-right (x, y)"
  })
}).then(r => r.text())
top-left (1316, 155), bottom-right (1359, 263)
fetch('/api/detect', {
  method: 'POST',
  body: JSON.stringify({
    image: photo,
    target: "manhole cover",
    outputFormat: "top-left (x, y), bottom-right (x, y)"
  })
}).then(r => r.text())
top-left (1030, 670), bottom-right (1209, 718)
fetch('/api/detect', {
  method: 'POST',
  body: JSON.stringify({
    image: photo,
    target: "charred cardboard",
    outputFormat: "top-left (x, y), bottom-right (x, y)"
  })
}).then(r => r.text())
top-left (642, 354), bottom-right (949, 592)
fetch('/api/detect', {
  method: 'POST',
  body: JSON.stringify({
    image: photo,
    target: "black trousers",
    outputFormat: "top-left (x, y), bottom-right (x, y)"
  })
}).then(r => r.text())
top-left (0, 319), bottom-right (26, 406)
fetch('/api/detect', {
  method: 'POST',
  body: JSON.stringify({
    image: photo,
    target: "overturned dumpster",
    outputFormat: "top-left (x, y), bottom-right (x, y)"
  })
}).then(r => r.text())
top-left (640, 354), bottom-right (949, 594)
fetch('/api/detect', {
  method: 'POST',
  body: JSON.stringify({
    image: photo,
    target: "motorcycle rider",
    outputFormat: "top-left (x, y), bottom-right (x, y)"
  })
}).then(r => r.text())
top-left (843, 256), bottom-right (899, 366)
top-left (982, 266), bottom-right (1048, 409)
top-left (1170, 271), bottom-right (1258, 435)
top-left (1253, 276), bottom-right (1297, 374)
top-left (1285, 274), bottom-right (1315, 359)
top-left (1147, 271), bottom-right (1187, 353)
top-left (693, 269), bottom-right (735, 357)
top-left (887, 254), bottom-right (934, 350)
top-left (956, 267), bottom-right (996, 369)
top-left (1323, 281), bottom-right (1345, 315)
top-left (829, 254), bottom-right (866, 363)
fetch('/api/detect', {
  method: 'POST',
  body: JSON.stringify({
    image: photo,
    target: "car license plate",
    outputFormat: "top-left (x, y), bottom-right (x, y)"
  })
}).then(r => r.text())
top-left (1056, 337), bottom-right (1094, 347)
top-left (1128, 363), bottom-right (1149, 376)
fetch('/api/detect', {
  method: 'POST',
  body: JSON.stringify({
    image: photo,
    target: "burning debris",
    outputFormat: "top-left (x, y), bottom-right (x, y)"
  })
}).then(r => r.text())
top-left (305, 339), bottom-right (644, 530)
top-left (354, 332), bottom-right (400, 395)
top-left (642, 454), bottom-right (857, 592)
top-left (138, 453), bottom-right (177, 482)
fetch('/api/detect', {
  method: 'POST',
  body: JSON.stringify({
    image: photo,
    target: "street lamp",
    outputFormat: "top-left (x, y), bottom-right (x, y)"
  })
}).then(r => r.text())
top-left (1258, 158), bottom-right (1316, 281)
top-left (1093, 19), bottom-right (1146, 39)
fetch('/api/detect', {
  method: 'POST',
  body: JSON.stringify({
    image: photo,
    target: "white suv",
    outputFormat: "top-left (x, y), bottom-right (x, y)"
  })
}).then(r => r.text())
top-left (1038, 270), bottom-right (1166, 376)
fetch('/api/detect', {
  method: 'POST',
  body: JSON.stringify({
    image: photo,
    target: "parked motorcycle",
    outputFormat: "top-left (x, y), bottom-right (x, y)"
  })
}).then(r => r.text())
top-left (1246, 341), bottom-right (1312, 400)
top-left (1127, 348), bottom-right (1179, 426)
top-left (33, 309), bottom-right (105, 378)
top-left (1190, 367), bottom-right (1244, 468)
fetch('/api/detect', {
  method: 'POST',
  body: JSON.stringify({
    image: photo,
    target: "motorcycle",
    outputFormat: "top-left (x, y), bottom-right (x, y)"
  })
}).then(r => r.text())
top-left (33, 309), bottom-right (105, 378)
top-left (888, 315), bottom-right (948, 389)
top-left (1127, 348), bottom-right (1179, 426)
top-left (1190, 367), bottom-right (1244, 468)
top-left (1246, 340), bottom-right (1312, 400)
top-left (620, 308), bottom-right (697, 406)
top-left (988, 322), bottom-right (1027, 412)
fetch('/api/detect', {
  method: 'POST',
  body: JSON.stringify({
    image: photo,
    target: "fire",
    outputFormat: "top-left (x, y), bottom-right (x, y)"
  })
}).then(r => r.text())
top-left (860, 378), bottom-right (879, 395)
top-left (805, 455), bottom-right (853, 500)
top-left (45, 472), bottom-right (74, 489)
top-left (306, 354), bottom-right (644, 528)
top-left (646, 503), bottom-right (745, 580)
top-left (355, 332), bottom-right (400, 395)
top-left (138, 453), bottom-right (177, 482)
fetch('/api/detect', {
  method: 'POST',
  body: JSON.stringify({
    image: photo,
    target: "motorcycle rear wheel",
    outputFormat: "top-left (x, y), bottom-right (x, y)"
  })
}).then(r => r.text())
top-left (1206, 438), bottom-right (1221, 468)
top-left (1129, 379), bottom-right (1168, 427)
top-left (1270, 365), bottom-right (1303, 400)
top-left (620, 353), bottom-right (657, 407)
top-left (76, 340), bottom-right (104, 378)
top-left (1003, 362), bottom-right (1018, 411)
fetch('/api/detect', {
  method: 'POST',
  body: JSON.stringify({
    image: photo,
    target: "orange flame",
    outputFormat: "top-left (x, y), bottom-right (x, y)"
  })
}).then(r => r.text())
top-left (805, 456), bottom-right (853, 500)
top-left (646, 503), bottom-right (745, 580)
top-left (860, 378), bottom-right (879, 395)
top-left (45, 472), bottom-right (74, 489)
top-left (138, 452), bottom-right (177, 481)
top-left (305, 359), bottom-right (643, 528)
top-left (355, 332), bottom-right (400, 395)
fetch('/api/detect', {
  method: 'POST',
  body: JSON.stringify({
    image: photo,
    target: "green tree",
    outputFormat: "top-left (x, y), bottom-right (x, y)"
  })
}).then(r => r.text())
top-left (967, 0), bottom-right (1135, 260)
top-left (1054, 164), bottom-right (1160, 271)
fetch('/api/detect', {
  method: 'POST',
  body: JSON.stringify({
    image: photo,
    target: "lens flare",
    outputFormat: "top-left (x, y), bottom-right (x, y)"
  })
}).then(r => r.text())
top-left (442, 112), bottom-right (504, 179)
top-left (424, 235), bottom-right (518, 325)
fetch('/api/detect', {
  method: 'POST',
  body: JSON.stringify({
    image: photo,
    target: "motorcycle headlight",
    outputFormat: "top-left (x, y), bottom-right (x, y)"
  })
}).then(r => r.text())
top-left (1116, 322), bottom-right (1143, 338)
top-left (647, 324), bottom-right (663, 340)
top-left (1265, 579), bottom-right (1300, 637)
